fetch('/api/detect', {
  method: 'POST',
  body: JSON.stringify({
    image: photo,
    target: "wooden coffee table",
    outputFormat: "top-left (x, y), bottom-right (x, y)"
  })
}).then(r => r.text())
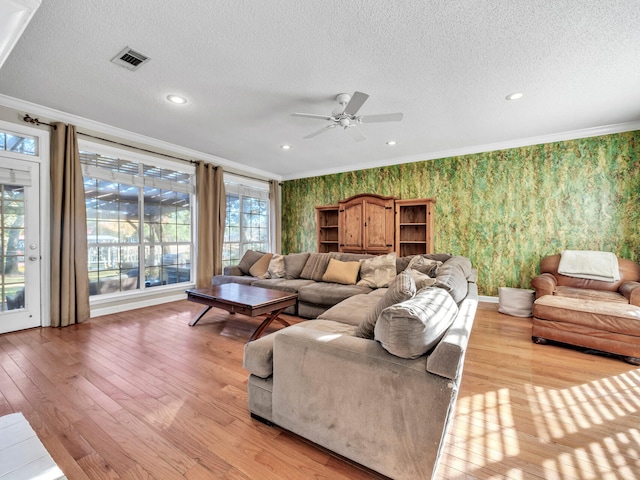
top-left (186, 284), bottom-right (298, 341)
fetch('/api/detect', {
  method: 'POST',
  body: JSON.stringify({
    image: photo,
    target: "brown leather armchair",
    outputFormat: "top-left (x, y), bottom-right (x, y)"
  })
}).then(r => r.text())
top-left (531, 254), bottom-right (640, 364)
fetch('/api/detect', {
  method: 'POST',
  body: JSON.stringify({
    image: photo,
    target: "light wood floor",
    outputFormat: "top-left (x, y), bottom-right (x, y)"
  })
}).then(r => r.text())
top-left (0, 301), bottom-right (638, 480)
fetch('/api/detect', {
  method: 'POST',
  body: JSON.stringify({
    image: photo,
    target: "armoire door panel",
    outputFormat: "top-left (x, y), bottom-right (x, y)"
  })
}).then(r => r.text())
top-left (339, 201), bottom-right (363, 250)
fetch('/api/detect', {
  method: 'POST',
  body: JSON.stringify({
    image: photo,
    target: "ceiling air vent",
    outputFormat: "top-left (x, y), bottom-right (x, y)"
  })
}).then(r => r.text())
top-left (111, 47), bottom-right (150, 71)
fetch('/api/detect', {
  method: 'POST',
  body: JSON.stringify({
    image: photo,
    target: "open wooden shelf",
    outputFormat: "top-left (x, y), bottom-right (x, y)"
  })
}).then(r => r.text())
top-left (395, 199), bottom-right (435, 257)
top-left (316, 205), bottom-right (340, 253)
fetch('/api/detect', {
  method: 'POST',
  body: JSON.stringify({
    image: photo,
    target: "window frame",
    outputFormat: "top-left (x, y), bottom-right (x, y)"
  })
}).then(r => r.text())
top-left (79, 140), bottom-right (196, 302)
top-left (223, 174), bottom-right (271, 269)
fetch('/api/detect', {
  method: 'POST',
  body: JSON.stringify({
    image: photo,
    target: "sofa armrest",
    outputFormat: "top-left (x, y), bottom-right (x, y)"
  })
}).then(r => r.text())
top-left (531, 273), bottom-right (557, 298)
top-left (427, 283), bottom-right (478, 380)
top-left (244, 332), bottom-right (276, 378)
top-left (223, 265), bottom-right (244, 276)
top-left (619, 281), bottom-right (640, 306)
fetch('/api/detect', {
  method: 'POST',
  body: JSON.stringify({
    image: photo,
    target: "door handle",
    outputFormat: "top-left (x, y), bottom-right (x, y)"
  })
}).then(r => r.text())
top-left (29, 255), bottom-right (38, 261)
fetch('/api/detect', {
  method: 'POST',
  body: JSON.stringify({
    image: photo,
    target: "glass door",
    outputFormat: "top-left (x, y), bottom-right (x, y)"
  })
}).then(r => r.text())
top-left (0, 158), bottom-right (40, 333)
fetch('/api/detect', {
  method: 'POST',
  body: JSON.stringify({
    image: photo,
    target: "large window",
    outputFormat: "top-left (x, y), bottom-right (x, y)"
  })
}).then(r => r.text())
top-left (223, 178), bottom-right (270, 268)
top-left (81, 148), bottom-right (195, 296)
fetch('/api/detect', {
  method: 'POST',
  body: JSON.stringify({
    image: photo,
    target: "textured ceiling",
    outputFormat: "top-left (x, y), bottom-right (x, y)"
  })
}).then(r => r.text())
top-left (1, 1), bottom-right (639, 180)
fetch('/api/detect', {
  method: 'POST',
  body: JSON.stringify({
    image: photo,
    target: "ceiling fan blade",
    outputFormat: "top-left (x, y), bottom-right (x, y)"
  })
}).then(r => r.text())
top-left (304, 125), bottom-right (336, 139)
top-left (292, 113), bottom-right (334, 121)
top-left (359, 112), bottom-right (403, 123)
top-left (343, 91), bottom-right (369, 116)
top-left (345, 126), bottom-right (366, 142)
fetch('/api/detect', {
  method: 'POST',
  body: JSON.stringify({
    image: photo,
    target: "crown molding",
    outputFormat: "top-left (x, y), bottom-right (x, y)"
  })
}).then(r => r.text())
top-left (3, 93), bottom-right (638, 183)
top-left (281, 120), bottom-right (640, 181)
top-left (0, 94), bottom-right (282, 181)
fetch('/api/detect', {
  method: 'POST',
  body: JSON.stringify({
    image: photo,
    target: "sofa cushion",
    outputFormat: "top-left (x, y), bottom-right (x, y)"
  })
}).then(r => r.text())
top-left (335, 252), bottom-right (374, 263)
top-left (318, 293), bottom-right (381, 327)
top-left (212, 274), bottom-right (257, 286)
top-left (434, 256), bottom-right (472, 303)
top-left (238, 250), bottom-right (266, 275)
top-left (397, 253), bottom-right (452, 273)
top-left (354, 270), bottom-right (416, 339)
top-left (300, 253), bottom-right (335, 281)
top-left (533, 295), bottom-right (640, 336)
top-left (243, 319), bottom-right (357, 379)
top-left (298, 282), bottom-right (372, 307)
top-left (375, 287), bottom-right (459, 359)
top-left (357, 252), bottom-right (397, 288)
top-left (297, 319), bottom-right (358, 335)
top-left (249, 253), bottom-right (273, 279)
top-left (251, 278), bottom-right (315, 293)
top-left (408, 255), bottom-right (442, 277)
top-left (266, 254), bottom-right (286, 279)
top-left (322, 258), bottom-right (361, 285)
top-left (408, 268), bottom-right (437, 290)
top-left (284, 253), bottom-right (310, 279)
top-left (553, 286), bottom-right (628, 304)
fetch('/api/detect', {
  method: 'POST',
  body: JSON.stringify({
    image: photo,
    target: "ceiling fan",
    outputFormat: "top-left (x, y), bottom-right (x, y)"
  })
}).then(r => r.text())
top-left (292, 92), bottom-right (403, 141)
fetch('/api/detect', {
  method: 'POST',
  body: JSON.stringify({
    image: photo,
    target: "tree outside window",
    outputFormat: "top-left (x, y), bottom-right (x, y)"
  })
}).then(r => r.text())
top-left (223, 180), bottom-right (270, 268)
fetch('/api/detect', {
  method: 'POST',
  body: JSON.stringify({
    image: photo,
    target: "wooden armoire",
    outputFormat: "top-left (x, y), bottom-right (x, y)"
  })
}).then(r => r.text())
top-left (338, 194), bottom-right (395, 254)
top-left (315, 194), bottom-right (435, 256)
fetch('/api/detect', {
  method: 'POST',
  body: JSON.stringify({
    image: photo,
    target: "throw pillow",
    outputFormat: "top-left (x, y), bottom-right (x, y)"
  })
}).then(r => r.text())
top-left (357, 252), bottom-right (397, 288)
top-left (322, 258), bottom-right (361, 285)
top-left (374, 287), bottom-right (459, 359)
top-left (284, 253), bottom-right (310, 279)
top-left (396, 253), bottom-right (452, 273)
top-left (408, 268), bottom-right (437, 290)
top-left (300, 252), bottom-right (335, 281)
top-left (434, 256), bottom-right (472, 303)
top-left (249, 253), bottom-right (273, 279)
top-left (238, 250), bottom-right (265, 275)
top-left (353, 270), bottom-right (416, 339)
top-left (407, 255), bottom-right (442, 277)
top-left (266, 254), bottom-right (286, 279)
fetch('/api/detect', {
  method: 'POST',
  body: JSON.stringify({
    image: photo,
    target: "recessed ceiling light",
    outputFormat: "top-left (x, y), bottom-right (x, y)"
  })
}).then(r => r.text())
top-left (280, 145), bottom-right (291, 150)
top-left (167, 94), bottom-right (187, 104)
top-left (505, 92), bottom-right (523, 101)
top-left (386, 140), bottom-right (397, 146)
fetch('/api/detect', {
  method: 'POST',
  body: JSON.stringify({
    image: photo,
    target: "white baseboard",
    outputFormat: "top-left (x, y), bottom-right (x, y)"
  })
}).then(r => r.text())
top-left (479, 295), bottom-right (499, 303)
top-left (90, 291), bottom-right (188, 318)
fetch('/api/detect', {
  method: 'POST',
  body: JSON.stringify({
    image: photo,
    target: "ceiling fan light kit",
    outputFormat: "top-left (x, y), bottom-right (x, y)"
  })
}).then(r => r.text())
top-left (292, 91), bottom-right (403, 141)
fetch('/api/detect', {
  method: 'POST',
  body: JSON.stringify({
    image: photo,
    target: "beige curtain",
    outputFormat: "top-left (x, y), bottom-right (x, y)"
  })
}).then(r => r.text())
top-left (269, 180), bottom-right (281, 253)
top-left (50, 123), bottom-right (90, 327)
top-left (196, 162), bottom-right (225, 287)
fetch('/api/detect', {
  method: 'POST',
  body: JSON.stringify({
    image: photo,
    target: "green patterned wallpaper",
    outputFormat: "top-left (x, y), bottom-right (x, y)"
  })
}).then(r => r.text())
top-left (282, 131), bottom-right (640, 296)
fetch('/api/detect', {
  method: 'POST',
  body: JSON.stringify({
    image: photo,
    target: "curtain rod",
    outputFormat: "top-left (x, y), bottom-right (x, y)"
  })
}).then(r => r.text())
top-left (23, 114), bottom-right (57, 130)
top-left (77, 131), bottom-right (199, 165)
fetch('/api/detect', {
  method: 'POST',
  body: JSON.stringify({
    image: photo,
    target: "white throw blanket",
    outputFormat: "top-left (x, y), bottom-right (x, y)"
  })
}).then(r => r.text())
top-left (558, 250), bottom-right (620, 282)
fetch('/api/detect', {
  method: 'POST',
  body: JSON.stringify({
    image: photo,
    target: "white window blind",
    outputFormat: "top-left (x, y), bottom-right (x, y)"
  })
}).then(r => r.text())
top-left (81, 164), bottom-right (194, 194)
top-left (224, 182), bottom-right (269, 199)
top-left (0, 166), bottom-right (32, 186)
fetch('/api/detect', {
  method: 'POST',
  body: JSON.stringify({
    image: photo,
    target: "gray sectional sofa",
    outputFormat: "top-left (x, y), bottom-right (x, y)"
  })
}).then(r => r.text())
top-left (215, 251), bottom-right (478, 480)
top-left (213, 251), bottom-right (381, 317)
top-left (212, 250), bottom-right (455, 318)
